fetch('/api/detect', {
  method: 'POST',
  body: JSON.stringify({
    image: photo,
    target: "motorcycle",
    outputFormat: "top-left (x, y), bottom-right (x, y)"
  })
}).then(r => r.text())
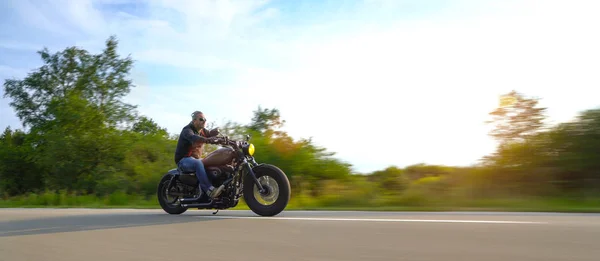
top-left (157, 133), bottom-right (291, 217)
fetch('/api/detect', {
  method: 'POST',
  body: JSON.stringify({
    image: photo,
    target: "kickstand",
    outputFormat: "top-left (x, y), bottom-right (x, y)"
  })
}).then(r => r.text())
top-left (212, 210), bottom-right (219, 215)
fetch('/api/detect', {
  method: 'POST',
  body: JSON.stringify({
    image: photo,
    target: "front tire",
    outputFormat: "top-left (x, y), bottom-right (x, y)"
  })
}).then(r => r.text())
top-left (157, 174), bottom-right (188, 215)
top-left (243, 164), bottom-right (291, 217)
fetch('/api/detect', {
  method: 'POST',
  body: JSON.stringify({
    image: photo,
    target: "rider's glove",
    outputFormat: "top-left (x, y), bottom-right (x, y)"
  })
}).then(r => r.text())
top-left (206, 137), bottom-right (220, 144)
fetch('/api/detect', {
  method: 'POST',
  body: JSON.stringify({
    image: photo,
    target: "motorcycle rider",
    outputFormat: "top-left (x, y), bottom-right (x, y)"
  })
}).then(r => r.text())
top-left (174, 111), bottom-right (225, 199)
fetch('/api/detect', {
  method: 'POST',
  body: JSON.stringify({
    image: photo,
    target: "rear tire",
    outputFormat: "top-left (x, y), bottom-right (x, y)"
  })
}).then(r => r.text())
top-left (243, 164), bottom-right (291, 217)
top-left (157, 174), bottom-right (188, 215)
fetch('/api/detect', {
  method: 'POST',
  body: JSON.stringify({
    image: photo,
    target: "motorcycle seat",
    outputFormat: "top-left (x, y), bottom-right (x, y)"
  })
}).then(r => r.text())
top-left (177, 166), bottom-right (195, 174)
top-left (177, 166), bottom-right (221, 175)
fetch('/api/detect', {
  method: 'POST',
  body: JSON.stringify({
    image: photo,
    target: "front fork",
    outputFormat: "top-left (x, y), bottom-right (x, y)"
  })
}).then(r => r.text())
top-left (245, 158), bottom-right (266, 193)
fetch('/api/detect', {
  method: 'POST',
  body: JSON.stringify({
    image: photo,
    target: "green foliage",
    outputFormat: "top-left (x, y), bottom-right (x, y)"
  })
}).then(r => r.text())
top-left (368, 166), bottom-right (409, 193)
top-left (248, 106), bottom-right (285, 135)
top-left (3, 35), bottom-right (137, 132)
top-left (131, 116), bottom-right (169, 138)
top-left (1, 36), bottom-right (600, 211)
top-left (0, 127), bottom-right (44, 196)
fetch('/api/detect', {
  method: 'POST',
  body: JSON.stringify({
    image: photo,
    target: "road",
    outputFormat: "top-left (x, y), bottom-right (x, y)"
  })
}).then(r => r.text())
top-left (1, 208), bottom-right (599, 261)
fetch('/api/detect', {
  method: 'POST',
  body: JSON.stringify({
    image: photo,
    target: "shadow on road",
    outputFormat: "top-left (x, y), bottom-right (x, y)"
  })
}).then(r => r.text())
top-left (0, 211), bottom-right (228, 237)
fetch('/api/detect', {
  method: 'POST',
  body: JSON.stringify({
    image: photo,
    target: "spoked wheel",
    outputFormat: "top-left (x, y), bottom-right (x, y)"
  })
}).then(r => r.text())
top-left (243, 164), bottom-right (291, 217)
top-left (157, 174), bottom-right (188, 215)
top-left (253, 176), bottom-right (280, 205)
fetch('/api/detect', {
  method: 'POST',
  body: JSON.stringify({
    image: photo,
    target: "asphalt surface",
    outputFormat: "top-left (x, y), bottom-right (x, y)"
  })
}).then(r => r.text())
top-left (1, 208), bottom-right (599, 261)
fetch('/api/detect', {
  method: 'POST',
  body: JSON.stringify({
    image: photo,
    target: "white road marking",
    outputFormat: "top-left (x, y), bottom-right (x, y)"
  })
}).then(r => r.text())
top-left (198, 216), bottom-right (549, 224)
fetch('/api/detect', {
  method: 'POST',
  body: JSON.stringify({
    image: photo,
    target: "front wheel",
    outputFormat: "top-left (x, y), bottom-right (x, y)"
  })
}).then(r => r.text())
top-left (243, 164), bottom-right (291, 217)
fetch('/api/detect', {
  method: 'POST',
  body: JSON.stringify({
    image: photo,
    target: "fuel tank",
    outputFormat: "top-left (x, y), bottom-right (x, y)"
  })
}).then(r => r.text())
top-left (202, 147), bottom-right (236, 167)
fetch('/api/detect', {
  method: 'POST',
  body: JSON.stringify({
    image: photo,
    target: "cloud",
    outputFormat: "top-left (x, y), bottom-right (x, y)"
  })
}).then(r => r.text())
top-left (0, 66), bottom-right (26, 78)
top-left (225, 0), bottom-right (600, 171)
top-left (2, 0), bottom-right (600, 173)
top-left (1, 0), bottom-right (282, 120)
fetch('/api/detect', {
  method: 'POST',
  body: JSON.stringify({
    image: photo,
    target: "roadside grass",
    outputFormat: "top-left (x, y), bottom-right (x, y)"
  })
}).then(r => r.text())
top-left (2, 190), bottom-right (599, 213)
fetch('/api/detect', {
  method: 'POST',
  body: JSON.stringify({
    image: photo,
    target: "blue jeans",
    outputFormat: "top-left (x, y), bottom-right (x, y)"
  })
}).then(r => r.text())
top-left (178, 157), bottom-right (212, 193)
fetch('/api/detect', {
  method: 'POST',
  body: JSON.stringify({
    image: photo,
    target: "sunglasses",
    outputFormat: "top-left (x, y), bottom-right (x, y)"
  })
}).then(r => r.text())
top-left (196, 117), bottom-right (206, 122)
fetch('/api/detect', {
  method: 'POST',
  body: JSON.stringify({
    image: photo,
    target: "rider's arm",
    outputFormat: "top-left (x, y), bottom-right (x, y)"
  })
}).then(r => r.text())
top-left (181, 127), bottom-right (211, 145)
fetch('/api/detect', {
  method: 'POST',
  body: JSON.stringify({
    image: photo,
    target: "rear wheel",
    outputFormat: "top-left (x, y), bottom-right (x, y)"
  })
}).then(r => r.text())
top-left (157, 174), bottom-right (188, 215)
top-left (243, 164), bottom-right (290, 217)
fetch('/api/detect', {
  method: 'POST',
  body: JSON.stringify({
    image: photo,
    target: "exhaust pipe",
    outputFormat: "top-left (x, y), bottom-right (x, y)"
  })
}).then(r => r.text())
top-left (181, 202), bottom-right (213, 208)
top-left (179, 197), bottom-right (202, 204)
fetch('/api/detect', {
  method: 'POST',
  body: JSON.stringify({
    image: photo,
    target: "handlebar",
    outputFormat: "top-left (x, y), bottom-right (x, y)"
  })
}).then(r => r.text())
top-left (213, 136), bottom-right (240, 147)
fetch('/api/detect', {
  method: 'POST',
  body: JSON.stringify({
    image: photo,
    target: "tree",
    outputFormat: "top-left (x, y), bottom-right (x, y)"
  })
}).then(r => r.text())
top-left (3, 35), bottom-right (138, 132)
top-left (247, 106), bottom-right (285, 137)
top-left (486, 90), bottom-right (547, 144)
top-left (545, 108), bottom-right (600, 192)
top-left (368, 166), bottom-right (409, 192)
top-left (131, 116), bottom-right (168, 137)
top-left (1, 36), bottom-right (140, 192)
top-left (0, 127), bottom-right (44, 195)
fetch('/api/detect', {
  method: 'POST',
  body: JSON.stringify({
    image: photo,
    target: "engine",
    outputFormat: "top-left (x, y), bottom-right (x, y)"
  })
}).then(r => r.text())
top-left (208, 165), bottom-right (234, 186)
top-left (175, 165), bottom-right (235, 199)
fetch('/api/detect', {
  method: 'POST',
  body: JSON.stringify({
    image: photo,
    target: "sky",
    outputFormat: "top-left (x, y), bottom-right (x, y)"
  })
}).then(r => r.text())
top-left (1, 0), bottom-right (600, 174)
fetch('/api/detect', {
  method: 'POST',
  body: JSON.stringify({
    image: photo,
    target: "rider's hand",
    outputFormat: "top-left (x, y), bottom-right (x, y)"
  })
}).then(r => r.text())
top-left (207, 137), bottom-right (220, 144)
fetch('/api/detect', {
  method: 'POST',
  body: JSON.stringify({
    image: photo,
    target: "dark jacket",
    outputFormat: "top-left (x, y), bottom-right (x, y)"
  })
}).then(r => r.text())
top-left (174, 122), bottom-right (218, 164)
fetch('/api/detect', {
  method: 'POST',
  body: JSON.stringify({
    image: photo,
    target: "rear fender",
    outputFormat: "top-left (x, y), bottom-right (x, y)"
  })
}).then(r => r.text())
top-left (167, 168), bottom-right (180, 176)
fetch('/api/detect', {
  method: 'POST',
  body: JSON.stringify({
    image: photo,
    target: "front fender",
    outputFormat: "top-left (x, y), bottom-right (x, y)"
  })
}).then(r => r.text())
top-left (167, 168), bottom-right (179, 176)
top-left (251, 163), bottom-right (287, 177)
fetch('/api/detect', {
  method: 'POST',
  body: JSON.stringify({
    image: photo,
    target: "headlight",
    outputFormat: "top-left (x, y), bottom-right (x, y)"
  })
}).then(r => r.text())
top-left (248, 143), bottom-right (255, 156)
